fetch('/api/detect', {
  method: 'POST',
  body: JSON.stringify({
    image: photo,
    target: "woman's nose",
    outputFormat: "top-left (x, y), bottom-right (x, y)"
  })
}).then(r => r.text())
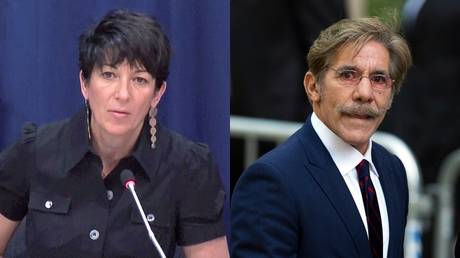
top-left (114, 78), bottom-right (130, 101)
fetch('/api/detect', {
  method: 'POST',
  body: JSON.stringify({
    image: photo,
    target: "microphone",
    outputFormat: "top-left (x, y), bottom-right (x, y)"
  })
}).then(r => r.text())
top-left (120, 169), bottom-right (166, 258)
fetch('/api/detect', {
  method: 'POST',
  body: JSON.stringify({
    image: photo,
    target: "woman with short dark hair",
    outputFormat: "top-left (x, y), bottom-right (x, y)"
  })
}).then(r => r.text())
top-left (0, 10), bottom-right (228, 258)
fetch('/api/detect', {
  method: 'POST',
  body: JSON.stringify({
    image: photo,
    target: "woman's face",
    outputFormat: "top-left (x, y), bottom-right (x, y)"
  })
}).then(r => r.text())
top-left (80, 60), bottom-right (165, 139)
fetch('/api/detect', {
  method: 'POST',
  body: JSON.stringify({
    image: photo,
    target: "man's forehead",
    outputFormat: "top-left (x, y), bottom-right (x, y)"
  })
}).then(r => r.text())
top-left (330, 41), bottom-right (390, 71)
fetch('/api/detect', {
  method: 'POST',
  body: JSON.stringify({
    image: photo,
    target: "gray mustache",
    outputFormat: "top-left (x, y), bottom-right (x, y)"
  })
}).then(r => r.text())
top-left (339, 104), bottom-right (386, 118)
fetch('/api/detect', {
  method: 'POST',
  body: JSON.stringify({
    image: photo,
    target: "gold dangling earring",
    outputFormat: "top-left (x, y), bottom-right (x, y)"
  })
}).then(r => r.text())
top-left (149, 107), bottom-right (157, 149)
top-left (86, 99), bottom-right (92, 142)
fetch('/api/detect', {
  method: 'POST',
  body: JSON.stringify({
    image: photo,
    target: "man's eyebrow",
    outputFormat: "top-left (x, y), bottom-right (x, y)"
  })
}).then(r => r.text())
top-left (371, 69), bottom-right (389, 75)
top-left (335, 65), bottom-right (389, 75)
top-left (336, 65), bottom-right (358, 71)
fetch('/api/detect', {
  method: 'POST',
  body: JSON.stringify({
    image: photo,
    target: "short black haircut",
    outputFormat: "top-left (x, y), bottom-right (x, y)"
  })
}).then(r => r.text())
top-left (79, 10), bottom-right (171, 88)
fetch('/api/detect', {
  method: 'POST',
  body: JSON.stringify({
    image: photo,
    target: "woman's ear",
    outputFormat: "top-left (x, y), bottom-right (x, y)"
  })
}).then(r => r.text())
top-left (80, 70), bottom-right (89, 100)
top-left (150, 81), bottom-right (167, 108)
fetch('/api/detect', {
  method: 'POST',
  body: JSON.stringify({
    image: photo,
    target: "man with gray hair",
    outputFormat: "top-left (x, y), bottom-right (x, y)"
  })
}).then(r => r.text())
top-left (231, 17), bottom-right (412, 258)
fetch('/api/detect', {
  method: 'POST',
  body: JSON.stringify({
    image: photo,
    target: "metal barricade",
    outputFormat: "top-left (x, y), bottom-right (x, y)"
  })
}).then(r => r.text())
top-left (373, 132), bottom-right (426, 258)
top-left (230, 116), bottom-right (301, 167)
top-left (433, 149), bottom-right (460, 258)
top-left (230, 115), bottom-right (427, 258)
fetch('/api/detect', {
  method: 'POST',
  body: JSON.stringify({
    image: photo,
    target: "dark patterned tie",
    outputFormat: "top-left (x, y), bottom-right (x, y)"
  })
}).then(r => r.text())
top-left (356, 160), bottom-right (383, 258)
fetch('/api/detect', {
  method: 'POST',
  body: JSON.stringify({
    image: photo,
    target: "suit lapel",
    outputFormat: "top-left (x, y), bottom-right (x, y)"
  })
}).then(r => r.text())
top-left (298, 118), bottom-right (372, 258)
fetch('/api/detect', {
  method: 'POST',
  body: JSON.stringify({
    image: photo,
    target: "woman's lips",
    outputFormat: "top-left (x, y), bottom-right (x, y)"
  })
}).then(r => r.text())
top-left (109, 110), bottom-right (130, 118)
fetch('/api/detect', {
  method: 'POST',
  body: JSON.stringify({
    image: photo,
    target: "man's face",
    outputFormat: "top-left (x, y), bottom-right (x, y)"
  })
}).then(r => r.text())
top-left (305, 41), bottom-right (393, 154)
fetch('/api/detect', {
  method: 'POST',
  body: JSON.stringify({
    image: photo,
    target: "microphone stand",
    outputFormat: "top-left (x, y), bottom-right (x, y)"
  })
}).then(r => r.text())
top-left (126, 182), bottom-right (166, 258)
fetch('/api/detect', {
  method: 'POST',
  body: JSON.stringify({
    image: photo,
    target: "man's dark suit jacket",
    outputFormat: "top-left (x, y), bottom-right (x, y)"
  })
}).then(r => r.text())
top-left (231, 118), bottom-right (409, 258)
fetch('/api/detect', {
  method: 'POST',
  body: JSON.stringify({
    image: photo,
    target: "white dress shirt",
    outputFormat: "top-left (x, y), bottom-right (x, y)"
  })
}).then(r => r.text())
top-left (311, 113), bottom-right (389, 258)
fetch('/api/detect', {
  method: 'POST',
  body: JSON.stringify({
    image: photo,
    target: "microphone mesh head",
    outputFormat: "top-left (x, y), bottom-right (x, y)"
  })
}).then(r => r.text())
top-left (120, 169), bottom-right (135, 189)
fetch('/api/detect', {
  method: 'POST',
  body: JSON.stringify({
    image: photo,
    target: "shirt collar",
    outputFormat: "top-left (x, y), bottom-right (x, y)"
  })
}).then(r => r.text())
top-left (64, 108), bottom-right (91, 173)
top-left (310, 112), bottom-right (378, 177)
top-left (64, 108), bottom-right (163, 181)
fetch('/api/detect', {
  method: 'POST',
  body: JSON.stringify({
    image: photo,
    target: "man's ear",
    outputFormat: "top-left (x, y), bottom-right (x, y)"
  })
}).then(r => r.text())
top-left (80, 70), bottom-right (89, 100)
top-left (304, 71), bottom-right (320, 103)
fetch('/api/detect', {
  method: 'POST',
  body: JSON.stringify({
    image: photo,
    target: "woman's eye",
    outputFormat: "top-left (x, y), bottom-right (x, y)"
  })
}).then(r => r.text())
top-left (101, 72), bottom-right (115, 79)
top-left (134, 77), bottom-right (148, 85)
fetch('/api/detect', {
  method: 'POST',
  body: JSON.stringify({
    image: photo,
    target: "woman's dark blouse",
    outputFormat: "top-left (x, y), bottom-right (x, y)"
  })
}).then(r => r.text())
top-left (0, 109), bottom-right (226, 258)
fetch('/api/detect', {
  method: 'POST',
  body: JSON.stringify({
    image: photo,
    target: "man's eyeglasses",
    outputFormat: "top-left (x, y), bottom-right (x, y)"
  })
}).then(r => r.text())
top-left (329, 67), bottom-right (394, 90)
